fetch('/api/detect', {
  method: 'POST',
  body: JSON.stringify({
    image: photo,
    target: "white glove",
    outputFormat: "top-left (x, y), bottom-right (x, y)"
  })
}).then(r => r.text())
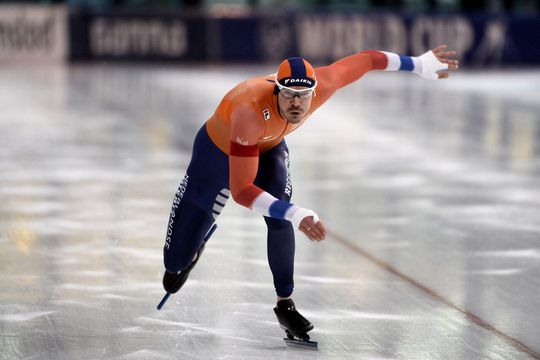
top-left (285, 205), bottom-right (319, 230)
top-left (415, 50), bottom-right (448, 80)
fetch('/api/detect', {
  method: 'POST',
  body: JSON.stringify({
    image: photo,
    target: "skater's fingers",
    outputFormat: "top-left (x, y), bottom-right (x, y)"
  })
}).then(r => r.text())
top-left (299, 221), bottom-right (312, 239)
top-left (309, 223), bottom-right (325, 241)
top-left (313, 221), bottom-right (326, 240)
top-left (299, 218), bottom-right (325, 241)
top-left (438, 50), bottom-right (456, 60)
top-left (299, 217), bottom-right (314, 231)
top-left (431, 44), bottom-right (447, 54)
top-left (301, 226), bottom-right (317, 241)
top-left (309, 228), bottom-right (322, 241)
top-left (316, 220), bottom-right (326, 235)
top-left (303, 229), bottom-right (317, 241)
top-left (448, 60), bottom-right (459, 69)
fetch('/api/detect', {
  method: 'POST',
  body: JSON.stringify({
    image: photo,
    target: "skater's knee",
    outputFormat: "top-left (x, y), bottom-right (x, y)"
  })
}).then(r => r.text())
top-left (163, 201), bottom-right (214, 273)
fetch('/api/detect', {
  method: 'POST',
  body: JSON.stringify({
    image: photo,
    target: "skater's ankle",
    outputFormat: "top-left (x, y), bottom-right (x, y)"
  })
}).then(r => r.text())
top-left (277, 296), bottom-right (292, 303)
top-left (276, 298), bottom-right (296, 312)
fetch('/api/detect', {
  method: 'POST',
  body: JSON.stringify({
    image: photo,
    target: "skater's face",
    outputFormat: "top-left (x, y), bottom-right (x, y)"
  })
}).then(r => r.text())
top-left (278, 86), bottom-right (313, 124)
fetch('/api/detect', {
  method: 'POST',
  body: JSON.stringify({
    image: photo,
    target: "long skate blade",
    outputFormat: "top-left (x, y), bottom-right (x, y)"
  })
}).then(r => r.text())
top-left (156, 292), bottom-right (170, 310)
top-left (283, 338), bottom-right (318, 350)
top-left (204, 223), bottom-right (217, 243)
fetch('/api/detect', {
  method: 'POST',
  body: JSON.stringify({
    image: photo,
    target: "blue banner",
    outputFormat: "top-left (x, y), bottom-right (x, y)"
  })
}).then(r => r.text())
top-left (253, 13), bottom-right (540, 66)
top-left (68, 9), bottom-right (540, 66)
top-left (69, 9), bottom-right (207, 61)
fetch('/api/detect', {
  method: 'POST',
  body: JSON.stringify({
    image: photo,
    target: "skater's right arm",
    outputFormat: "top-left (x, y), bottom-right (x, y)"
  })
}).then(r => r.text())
top-left (228, 106), bottom-right (326, 241)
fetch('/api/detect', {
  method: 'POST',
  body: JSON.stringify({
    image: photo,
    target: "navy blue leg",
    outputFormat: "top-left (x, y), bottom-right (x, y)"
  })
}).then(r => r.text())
top-left (265, 218), bottom-right (295, 297)
top-left (163, 126), bottom-right (229, 273)
top-left (163, 199), bottom-right (214, 273)
top-left (255, 141), bottom-right (295, 297)
top-left (158, 126), bottom-right (229, 308)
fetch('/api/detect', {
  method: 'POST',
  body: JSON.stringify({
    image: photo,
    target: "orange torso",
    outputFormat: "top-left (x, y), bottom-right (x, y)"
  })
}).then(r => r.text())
top-left (205, 75), bottom-right (326, 154)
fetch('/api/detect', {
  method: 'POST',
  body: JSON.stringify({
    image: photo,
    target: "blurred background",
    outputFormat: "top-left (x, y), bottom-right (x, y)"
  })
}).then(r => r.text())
top-left (2, 0), bottom-right (540, 12)
top-left (0, 0), bottom-right (539, 66)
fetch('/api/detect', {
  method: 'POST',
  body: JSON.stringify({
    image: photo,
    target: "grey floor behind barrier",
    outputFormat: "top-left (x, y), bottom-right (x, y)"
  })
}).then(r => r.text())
top-left (1, 64), bottom-right (540, 360)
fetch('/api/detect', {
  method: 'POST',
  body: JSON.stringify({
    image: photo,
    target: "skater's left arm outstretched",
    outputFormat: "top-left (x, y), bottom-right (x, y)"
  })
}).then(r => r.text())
top-left (313, 44), bottom-right (459, 102)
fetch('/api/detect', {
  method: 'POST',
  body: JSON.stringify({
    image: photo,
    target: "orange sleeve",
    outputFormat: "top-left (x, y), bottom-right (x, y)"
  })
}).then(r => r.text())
top-left (228, 105), bottom-right (266, 208)
top-left (314, 50), bottom-right (387, 101)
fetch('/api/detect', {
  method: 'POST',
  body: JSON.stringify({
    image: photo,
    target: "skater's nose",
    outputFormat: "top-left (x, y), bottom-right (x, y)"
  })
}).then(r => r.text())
top-left (291, 96), bottom-right (302, 106)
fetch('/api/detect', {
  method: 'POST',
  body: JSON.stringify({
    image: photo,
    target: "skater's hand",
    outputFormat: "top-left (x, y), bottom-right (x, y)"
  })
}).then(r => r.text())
top-left (299, 216), bottom-right (326, 241)
top-left (431, 44), bottom-right (459, 79)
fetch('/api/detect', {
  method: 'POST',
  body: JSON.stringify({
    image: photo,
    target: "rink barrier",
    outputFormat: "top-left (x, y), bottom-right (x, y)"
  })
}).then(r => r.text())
top-left (4, 5), bottom-right (534, 66)
top-left (67, 9), bottom-right (540, 66)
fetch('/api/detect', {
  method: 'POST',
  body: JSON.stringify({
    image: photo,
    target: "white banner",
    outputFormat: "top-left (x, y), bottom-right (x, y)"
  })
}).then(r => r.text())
top-left (0, 5), bottom-right (67, 62)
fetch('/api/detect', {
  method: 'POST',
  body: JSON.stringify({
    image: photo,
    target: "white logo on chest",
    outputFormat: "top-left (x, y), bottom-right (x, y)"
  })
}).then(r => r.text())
top-left (263, 108), bottom-right (270, 121)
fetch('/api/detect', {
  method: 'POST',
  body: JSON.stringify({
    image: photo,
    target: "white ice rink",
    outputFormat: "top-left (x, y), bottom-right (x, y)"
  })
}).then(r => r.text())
top-left (1, 63), bottom-right (540, 360)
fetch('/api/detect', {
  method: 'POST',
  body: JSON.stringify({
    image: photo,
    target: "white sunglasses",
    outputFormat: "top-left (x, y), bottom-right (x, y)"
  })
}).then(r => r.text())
top-left (275, 81), bottom-right (316, 99)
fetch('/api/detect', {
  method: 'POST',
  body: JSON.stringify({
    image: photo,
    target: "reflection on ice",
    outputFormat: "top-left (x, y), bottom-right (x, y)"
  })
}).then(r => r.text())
top-left (295, 275), bottom-right (365, 284)
top-left (467, 269), bottom-right (523, 276)
top-left (473, 249), bottom-right (540, 258)
top-left (0, 311), bottom-right (55, 322)
top-left (112, 349), bottom-right (171, 360)
top-left (315, 310), bottom-right (415, 322)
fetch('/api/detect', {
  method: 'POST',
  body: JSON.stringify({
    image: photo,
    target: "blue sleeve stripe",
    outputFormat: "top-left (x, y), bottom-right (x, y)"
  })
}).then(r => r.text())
top-left (399, 55), bottom-right (415, 71)
top-left (269, 200), bottom-right (293, 219)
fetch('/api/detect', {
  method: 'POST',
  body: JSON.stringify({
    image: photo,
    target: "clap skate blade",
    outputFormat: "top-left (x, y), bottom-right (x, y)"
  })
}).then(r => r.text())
top-left (281, 327), bottom-right (318, 350)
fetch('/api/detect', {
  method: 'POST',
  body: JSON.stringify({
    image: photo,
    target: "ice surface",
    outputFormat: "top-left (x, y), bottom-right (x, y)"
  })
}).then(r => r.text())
top-left (1, 65), bottom-right (539, 359)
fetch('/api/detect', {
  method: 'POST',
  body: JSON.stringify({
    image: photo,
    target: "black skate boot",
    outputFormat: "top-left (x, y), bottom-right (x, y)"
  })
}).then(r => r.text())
top-left (162, 242), bottom-right (207, 294)
top-left (274, 299), bottom-right (318, 349)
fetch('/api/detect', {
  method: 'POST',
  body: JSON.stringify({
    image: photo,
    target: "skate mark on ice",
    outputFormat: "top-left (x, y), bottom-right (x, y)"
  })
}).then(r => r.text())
top-left (328, 229), bottom-right (540, 360)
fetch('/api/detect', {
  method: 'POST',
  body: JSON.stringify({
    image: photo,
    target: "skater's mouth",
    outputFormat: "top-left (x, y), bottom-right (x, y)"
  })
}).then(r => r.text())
top-left (288, 108), bottom-right (303, 115)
